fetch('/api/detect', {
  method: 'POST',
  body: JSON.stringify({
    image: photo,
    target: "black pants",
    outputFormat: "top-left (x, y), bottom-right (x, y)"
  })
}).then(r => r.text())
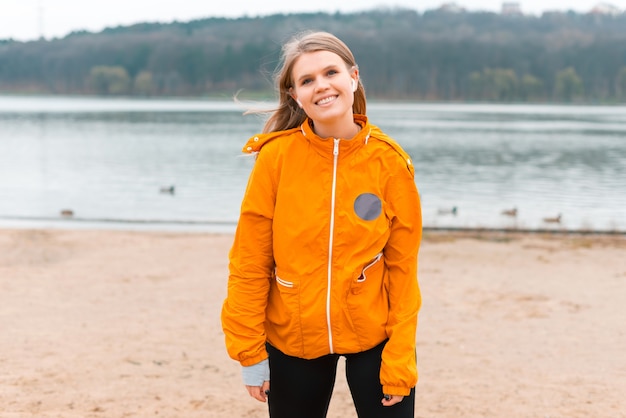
top-left (266, 340), bottom-right (415, 418)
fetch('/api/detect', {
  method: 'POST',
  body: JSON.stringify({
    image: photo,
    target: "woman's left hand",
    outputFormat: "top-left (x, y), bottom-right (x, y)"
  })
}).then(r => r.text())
top-left (381, 394), bottom-right (404, 406)
top-left (245, 381), bottom-right (270, 403)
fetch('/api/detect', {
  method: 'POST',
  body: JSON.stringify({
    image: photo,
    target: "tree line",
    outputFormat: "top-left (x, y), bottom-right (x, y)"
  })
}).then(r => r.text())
top-left (1, 8), bottom-right (626, 102)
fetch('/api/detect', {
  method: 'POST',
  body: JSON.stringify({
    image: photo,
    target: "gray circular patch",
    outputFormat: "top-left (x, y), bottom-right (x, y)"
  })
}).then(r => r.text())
top-left (354, 193), bottom-right (382, 221)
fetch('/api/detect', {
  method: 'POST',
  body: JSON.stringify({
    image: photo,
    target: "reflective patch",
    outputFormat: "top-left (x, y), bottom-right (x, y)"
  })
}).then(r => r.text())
top-left (354, 193), bottom-right (382, 221)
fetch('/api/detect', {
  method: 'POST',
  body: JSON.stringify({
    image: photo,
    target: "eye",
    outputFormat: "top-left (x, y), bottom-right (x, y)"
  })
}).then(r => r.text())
top-left (326, 69), bottom-right (338, 76)
top-left (300, 78), bottom-right (312, 86)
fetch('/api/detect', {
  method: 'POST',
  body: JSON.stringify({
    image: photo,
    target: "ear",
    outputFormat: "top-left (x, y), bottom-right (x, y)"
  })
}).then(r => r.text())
top-left (289, 89), bottom-right (303, 108)
top-left (350, 67), bottom-right (360, 92)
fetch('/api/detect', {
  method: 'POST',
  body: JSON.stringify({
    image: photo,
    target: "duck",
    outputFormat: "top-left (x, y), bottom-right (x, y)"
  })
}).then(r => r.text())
top-left (60, 209), bottom-right (74, 217)
top-left (437, 206), bottom-right (458, 216)
top-left (542, 214), bottom-right (562, 223)
top-left (159, 185), bottom-right (175, 194)
top-left (501, 207), bottom-right (518, 217)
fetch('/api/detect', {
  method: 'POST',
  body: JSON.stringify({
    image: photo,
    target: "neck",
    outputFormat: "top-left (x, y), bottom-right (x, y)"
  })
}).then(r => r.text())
top-left (312, 115), bottom-right (361, 139)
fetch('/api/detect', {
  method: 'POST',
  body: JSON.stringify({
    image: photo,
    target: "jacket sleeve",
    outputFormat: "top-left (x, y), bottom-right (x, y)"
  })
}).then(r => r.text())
top-left (380, 156), bottom-right (422, 396)
top-left (221, 147), bottom-right (276, 367)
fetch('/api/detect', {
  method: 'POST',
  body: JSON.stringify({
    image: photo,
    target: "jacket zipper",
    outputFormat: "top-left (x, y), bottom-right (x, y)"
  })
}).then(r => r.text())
top-left (326, 138), bottom-right (340, 354)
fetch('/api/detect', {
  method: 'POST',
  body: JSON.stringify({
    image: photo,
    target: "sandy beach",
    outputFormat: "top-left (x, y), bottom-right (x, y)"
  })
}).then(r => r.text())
top-left (0, 227), bottom-right (624, 418)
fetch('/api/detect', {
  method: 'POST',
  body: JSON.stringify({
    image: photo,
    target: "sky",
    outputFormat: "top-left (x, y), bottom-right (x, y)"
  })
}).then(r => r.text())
top-left (0, 0), bottom-right (621, 42)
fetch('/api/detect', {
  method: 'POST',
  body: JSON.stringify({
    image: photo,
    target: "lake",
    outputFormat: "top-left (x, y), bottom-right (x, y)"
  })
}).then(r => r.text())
top-left (0, 96), bottom-right (624, 233)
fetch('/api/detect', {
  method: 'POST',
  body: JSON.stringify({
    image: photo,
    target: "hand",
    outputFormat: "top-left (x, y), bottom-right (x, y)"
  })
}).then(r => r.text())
top-left (381, 394), bottom-right (404, 407)
top-left (245, 381), bottom-right (270, 403)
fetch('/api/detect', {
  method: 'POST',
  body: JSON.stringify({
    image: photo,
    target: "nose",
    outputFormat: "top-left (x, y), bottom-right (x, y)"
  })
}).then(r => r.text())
top-left (314, 76), bottom-right (330, 92)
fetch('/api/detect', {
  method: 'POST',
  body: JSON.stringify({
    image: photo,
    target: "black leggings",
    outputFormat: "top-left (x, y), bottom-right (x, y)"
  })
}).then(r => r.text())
top-left (266, 340), bottom-right (415, 418)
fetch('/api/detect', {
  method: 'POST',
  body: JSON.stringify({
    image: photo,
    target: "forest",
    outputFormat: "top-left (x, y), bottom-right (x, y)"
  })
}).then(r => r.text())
top-left (1, 8), bottom-right (626, 102)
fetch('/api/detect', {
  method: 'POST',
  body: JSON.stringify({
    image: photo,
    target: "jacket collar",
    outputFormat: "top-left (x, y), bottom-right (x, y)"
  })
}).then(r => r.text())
top-left (242, 114), bottom-right (372, 157)
top-left (300, 114), bottom-right (372, 158)
top-left (300, 114), bottom-right (370, 139)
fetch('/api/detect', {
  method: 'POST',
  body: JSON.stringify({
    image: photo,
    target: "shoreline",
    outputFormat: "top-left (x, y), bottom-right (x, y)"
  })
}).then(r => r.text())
top-left (1, 216), bottom-right (624, 237)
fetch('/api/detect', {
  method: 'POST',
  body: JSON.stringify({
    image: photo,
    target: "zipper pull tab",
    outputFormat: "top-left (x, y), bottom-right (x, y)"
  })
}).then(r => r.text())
top-left (333, 138), bottom-right (340, 156)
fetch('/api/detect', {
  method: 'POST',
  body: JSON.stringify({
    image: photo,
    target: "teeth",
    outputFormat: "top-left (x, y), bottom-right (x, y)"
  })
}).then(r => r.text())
top-left (317, 96), bottom-right (336, 105)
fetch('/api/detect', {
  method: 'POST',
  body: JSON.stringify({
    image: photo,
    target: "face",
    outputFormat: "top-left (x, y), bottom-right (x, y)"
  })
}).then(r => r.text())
top-left (290, 50), bottom-right (358, 130)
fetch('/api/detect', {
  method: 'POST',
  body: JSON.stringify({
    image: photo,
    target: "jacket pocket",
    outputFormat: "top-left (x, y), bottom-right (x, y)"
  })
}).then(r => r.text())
top-left (269, 274), bottom-right (299, 319)
top-left (346, 253), bottom-right (388, 348)
top-left (356, 252), bottom-right (383, 283)
top-left (276, 276), bottom-right (295, 289)
top-left (266, 273), bottom-right (303, 352)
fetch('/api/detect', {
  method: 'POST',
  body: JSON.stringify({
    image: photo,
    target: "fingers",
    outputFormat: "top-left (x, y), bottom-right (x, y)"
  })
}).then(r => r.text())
top-left (381, 394), bottom-right (404, 407)
top-left (245, 381), bottom-right (271, 403)
top-left (262, 380), bottom-right (271, 398)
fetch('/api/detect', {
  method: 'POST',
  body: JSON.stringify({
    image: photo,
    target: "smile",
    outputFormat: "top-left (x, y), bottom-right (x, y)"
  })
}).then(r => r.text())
top-left (316, 95), bottom-right (337, 105)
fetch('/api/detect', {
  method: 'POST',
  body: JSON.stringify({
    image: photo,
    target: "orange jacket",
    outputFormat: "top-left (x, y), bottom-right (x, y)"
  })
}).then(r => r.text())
top-left (221, 114), bottom-right (422, 395)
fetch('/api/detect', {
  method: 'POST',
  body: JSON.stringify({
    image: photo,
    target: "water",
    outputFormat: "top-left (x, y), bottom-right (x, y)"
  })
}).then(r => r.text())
top-left (0, 96), bottom-right (624, 233)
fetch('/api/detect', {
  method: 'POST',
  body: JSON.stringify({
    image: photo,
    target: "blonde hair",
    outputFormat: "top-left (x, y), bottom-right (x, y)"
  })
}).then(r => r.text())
top-left (261, 31), bottom-right (366, 133)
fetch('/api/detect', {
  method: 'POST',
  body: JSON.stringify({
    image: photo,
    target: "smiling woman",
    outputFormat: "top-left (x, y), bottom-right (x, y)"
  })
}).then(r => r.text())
top-left (221, 31), bottom-right (423, 418)
top-left (288, 50), bottom-right (360, 139)
top-left (256, 31), bottom-right (368, 136)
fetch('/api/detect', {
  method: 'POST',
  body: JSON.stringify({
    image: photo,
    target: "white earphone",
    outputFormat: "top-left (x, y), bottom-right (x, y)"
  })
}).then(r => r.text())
top-left (296, 98), bottom-right (303, 107)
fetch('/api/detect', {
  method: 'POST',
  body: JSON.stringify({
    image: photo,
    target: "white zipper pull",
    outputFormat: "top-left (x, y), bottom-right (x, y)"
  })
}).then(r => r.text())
top-left (357, 252), bottom-right (383, 282)
top-left (333, 138), bottom-right (340, 156)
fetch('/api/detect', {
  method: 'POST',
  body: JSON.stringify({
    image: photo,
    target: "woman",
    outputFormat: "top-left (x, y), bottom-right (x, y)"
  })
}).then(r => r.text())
top-left (221, 31), bottom-right (422, 418)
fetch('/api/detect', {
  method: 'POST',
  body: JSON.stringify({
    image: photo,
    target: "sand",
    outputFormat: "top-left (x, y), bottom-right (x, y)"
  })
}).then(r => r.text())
top-left (0, 228), bottom-right (625, 418)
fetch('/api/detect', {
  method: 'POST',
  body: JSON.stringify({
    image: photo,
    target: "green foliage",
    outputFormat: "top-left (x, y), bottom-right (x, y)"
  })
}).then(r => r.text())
top-left (468, 68), bottom-right (519, 101)
top-left (467, 69), bottom-right (546, 102)
top-left (519, 75), bottom-right (544, 101)
top-left (88, 66), bottom-right (131, 95)
top-left (1, 10), bottom-right (626, 102)
top-left (133, 71), bottom-right (154, 95)
top-left (554, 67), bottom-right (584, 102)
top-left (616, 67), bottom-right (626, 101)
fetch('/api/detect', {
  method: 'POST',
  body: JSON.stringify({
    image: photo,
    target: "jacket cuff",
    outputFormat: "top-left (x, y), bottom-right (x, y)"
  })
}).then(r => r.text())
top-left (239, 351), bottom-right (268, 367)
top-left (382, 384), bottom-right (411, 397)
top-left (241, 359), bottom-right (270, 386)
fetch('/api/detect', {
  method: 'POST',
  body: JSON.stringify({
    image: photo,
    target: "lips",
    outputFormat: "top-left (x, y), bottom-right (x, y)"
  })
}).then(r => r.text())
top-left (316, 95), bottom-right (337, 105)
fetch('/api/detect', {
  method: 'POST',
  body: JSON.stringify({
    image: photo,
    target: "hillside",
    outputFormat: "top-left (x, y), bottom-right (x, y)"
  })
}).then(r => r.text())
top-left (1, 8), bottom-right (626, 102)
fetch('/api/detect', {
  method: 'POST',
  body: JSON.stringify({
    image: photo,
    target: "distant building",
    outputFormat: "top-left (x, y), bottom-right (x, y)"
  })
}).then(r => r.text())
top-left (588, 2), bottom-right (622, 15)
top-left (501, 2), bottom-right (523, 15)
top-left (437, 2), bottom-right (466, 13)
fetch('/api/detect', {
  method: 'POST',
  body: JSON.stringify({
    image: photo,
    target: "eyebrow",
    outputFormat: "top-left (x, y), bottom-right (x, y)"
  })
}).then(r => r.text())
top-left (295, 64), bottom-right (341, 84)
